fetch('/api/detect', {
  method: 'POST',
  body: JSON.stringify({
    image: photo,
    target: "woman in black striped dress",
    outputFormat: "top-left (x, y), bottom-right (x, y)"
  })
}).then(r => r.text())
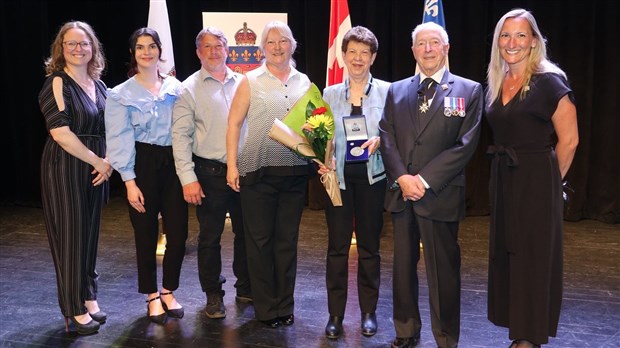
top-left (39, 21), bottom-right (112, 335)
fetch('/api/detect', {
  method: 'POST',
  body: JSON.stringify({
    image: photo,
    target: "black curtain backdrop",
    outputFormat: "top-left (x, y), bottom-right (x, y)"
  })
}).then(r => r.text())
top-left (1, 0), bottom-right (617, 223)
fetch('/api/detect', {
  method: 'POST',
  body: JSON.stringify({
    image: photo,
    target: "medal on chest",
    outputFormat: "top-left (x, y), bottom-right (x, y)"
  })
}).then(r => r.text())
top-left (419, 100), bottom-right (430, 113)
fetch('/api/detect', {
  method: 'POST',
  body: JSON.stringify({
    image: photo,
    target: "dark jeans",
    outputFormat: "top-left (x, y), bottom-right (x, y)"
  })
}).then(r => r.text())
top-left (194, 156), bottom-right (250, 295)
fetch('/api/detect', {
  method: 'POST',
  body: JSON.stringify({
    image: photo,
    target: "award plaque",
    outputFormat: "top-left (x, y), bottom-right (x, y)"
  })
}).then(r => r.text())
top-left (343, 115), bottom-right (369, 162)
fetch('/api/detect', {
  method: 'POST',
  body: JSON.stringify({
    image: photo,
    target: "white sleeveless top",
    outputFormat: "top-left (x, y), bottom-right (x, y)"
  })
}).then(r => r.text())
top-left (238, 64), bottom-right (311, 178)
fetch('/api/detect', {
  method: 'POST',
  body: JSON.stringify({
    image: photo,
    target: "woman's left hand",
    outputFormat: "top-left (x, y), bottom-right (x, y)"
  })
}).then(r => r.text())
top-left (318, 164), bottom-right (331, 175)
top-left (361, 136), bottom-right (380, 155)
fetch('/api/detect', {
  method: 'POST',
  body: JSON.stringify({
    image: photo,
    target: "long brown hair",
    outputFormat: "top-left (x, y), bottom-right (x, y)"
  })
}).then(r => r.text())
top-left (44, 21), bottom-right (105, 79)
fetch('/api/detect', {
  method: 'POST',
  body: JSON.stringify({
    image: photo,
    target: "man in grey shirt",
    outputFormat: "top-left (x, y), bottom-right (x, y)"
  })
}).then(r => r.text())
top-left (172, 27), bottom-right (250, 319)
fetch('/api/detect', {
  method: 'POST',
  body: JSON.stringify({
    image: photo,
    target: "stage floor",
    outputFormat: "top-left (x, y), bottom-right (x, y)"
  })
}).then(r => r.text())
top-left (1, 196), bottom-right (618, 347)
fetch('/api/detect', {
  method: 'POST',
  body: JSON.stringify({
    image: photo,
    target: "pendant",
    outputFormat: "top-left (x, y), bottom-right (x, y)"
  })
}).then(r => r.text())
top-left (419, 101), bottom-right (429, 113)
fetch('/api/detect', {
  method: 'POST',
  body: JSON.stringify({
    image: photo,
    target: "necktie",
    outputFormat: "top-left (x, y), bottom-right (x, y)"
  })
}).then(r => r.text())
top-left (418, 78), bottom-right (436, 113)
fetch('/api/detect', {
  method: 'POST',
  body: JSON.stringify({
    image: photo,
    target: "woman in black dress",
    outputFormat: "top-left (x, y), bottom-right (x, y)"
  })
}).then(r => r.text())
top-left (485, 9), bottom-right (578, 348)
top-left (39, 21), bottom-right (112, 335)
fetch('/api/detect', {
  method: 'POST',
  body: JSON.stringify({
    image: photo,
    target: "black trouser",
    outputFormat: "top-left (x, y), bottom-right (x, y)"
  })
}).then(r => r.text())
top-left (324, 162), bottom-right (386, 316)
top-left (193, 156), bottom-right (250, 296)
top-left (130, 142), bottom-right (188, 294)
top-left (240, 174), bottom-right (307, 321)
top-left (392, 205), bottom-right (461, 348)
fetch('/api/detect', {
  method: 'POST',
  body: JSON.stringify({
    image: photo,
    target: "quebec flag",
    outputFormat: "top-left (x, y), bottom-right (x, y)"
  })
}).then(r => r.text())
top-left (423, 0), bottom-right (446, 28)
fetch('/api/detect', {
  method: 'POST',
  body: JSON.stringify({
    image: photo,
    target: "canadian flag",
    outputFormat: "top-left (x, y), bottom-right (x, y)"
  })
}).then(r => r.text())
top-left (325, 0), bottom-right (352, 87)
top-left (148, 0), bottom-right (176, 76)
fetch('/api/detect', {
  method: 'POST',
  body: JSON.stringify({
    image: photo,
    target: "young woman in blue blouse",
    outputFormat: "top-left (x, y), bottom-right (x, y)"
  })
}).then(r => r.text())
top-left (105, 28), bottom-right (188, 324)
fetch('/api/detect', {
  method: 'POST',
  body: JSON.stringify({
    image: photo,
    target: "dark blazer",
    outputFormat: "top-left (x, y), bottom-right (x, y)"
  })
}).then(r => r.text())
top-left (379, 71), bottom-right (483, 222)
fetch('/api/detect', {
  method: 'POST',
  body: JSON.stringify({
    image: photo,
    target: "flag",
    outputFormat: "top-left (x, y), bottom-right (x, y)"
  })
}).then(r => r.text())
top-left (423, 0), bottom-right (446, 27)
top-left (326, 0), bottom-right (352, 87)
top-left (148, 0), bottom-right (176, 76)
top-left (417, 0), bottom-right (449, 72)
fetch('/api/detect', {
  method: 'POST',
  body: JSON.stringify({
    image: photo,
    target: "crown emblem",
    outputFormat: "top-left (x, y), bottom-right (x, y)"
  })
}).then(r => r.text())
top-left (234, 22), bottom-right (257, 46)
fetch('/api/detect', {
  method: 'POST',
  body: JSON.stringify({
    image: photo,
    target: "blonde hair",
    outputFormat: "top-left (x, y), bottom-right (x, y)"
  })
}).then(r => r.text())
top-left (486, 8), bottom-right (566, 106)
top-left (44, 21), bottom-right (106, 79)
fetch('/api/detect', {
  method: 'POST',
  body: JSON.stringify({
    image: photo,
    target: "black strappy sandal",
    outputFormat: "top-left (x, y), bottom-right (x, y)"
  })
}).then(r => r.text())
top-left (160, 291), bottom-right (184, 319)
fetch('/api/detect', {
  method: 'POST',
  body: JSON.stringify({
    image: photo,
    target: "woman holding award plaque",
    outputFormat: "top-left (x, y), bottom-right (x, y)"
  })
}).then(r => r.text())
top-left (226, 20), bottom-right (312, 328)
top-left (318, 26), bottom-right (390, 339)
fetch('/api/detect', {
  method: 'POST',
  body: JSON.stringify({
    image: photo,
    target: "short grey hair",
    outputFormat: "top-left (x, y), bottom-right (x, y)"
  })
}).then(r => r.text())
top-left (195, 27), bottom-right (228, 49)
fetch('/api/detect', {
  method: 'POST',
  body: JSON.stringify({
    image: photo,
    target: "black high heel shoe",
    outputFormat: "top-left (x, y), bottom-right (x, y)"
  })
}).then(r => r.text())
top-left (146, 296), bottom-right (167, 324)
top-left (65, 316), bottom-right (100, 335)
top-left (160, 291), bottom-right (184, 319)
top-left (89, 311), bottom-right (107, 324)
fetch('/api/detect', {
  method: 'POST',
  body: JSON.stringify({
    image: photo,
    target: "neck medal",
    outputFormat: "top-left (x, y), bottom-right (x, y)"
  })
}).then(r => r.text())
top-left (419, 99), bottom-right (430, 113)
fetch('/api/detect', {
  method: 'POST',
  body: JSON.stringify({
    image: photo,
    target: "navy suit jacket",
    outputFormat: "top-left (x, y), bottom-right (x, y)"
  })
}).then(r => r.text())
top-left (379, 71), bottom-right (483, 221)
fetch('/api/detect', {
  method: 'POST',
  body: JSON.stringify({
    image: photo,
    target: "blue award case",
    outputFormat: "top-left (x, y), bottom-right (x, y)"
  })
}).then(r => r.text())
top-left (342, 115), bottom-right (369, 162)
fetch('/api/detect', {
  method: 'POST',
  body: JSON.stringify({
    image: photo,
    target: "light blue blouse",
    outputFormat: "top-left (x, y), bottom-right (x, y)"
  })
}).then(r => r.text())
top-left (105, 76), bottom-right (181, 181)
top-left (323, 75), bottom-right (390, 189)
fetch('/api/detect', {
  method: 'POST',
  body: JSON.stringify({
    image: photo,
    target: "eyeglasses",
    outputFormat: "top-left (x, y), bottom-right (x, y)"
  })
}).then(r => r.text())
top-left (63, 41), bottom-right (92, 50)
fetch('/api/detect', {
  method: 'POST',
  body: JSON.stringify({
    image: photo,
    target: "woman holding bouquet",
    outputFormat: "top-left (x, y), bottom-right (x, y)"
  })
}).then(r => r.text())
top-left (318, 26), bottom-right (390, 339)
top-left (226, 20), bottom-right (312, 328)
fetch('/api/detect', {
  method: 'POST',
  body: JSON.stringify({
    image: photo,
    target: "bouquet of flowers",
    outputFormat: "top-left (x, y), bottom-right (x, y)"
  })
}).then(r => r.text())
top-left (301, 104), bottom-right (333, 162)
top-left (269, 83), bottom-right (342, 206)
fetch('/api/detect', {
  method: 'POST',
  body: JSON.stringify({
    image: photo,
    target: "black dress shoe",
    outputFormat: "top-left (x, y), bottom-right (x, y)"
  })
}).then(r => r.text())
top-left (361, 312), bottom-right (377, 336)
top-left (278, 314), bottom-right (294, 326)
top-left (325, 316), bottom-right (343, 339)
top-left (260, 318), bottom-right (282, 328)
top-left (391, 335), bottom-right (420, 348)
